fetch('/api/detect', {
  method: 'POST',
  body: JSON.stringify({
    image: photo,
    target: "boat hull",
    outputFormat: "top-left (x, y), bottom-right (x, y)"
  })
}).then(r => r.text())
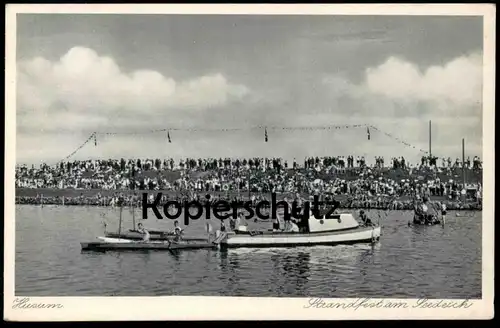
top-left (220, 226), bottom-right (381, 248)
top-left (412, 215), bottom-right (441, 225)
top-left (81, 239), bottom-right (216, 251)
top-left (412, 220), bottom-right (442, 226)
top-left (105, 232), bottom-right (207, 242)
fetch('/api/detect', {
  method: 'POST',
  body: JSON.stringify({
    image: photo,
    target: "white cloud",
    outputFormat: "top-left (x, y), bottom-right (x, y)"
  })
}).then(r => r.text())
top-left (15, 48), bottom-right (484, 165)
top-left (364, 53), bottom-right (482, 109)
top-left (17, 46), bottom-right (250, 131)
top-left (314, 53), bottom-right (484, 162)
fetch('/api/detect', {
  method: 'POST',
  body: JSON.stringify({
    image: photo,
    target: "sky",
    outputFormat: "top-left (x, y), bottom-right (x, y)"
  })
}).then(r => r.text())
top-left (15, 14), bottom-right (484, 166)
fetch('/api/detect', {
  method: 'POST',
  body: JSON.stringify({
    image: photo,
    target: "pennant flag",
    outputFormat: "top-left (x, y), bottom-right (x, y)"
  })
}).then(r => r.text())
top-left (167, 131), bottom-right (172, 143)
top-left (265, 127), bottom-right (268, 142)
top-left (367, 127), bottom-right (371, 140)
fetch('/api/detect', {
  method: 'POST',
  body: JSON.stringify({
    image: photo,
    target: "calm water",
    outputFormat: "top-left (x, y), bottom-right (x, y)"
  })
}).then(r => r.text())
top-left (15, 205), bottom-right (482, 298)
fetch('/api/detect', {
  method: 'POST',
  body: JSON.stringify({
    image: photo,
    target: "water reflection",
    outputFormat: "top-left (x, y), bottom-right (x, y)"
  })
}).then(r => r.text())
top-left (168, 250), bottom-right (182, 262)
top-left (281, 252), bottom-right (310, 295)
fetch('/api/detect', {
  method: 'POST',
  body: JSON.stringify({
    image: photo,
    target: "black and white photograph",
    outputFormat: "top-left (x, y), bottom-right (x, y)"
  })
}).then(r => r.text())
top-left (4, 4), bottom-right (494, 321)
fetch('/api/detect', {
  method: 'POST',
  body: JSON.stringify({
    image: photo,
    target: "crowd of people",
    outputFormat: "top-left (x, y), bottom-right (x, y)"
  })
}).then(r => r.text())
top-left (15, 155), bottom-right (483, 210)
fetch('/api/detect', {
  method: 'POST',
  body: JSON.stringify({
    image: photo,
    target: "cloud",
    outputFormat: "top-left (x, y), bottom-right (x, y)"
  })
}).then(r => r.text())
top-left (17, 47), bottom-right (250, 133)
top-left (314, 52), bottom-right (483, 161)
top-left (15, 47), bottom-right (484, 165)
top-left (364, 53), bottom-right (482, 110)
top-left (320, 52), bottom-right (483, 120)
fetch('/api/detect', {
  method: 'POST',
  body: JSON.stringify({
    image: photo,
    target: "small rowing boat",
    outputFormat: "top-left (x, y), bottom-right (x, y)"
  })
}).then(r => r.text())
top-left (412, 214), bottom-right (441, 225)
top-left (81, 237), bottom-right (216, 251)
top-left (105, 231), bottom-right (209, 242)
top-left (83, 200), bottom-right (214, 251)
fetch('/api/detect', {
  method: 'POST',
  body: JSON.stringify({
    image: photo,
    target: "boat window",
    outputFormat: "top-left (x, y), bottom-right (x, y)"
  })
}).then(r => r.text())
top-left (324, 214), bottom-right (341, 220)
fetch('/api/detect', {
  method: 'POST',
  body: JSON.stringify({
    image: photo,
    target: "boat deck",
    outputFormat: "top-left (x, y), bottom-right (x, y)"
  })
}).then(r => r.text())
top-left (105, 232), bottom-right (208, 242)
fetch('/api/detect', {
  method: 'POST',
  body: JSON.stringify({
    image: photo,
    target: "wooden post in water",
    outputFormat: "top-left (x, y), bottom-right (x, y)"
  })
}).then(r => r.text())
top-left (62, 196), bottom-right (65, 206)
top-left (41, 194), bottom-right (43, 208)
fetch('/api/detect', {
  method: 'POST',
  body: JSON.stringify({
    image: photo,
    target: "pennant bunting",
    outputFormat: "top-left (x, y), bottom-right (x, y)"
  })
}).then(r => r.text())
top-left (56, 123), bottom-right (428, 165)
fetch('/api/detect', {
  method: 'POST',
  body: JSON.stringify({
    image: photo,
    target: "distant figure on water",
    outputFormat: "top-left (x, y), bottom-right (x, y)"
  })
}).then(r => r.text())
top-left (359, 210), bottom-right (374, 227)
top-left (413, 196), bottom-right (440, 225)
top-left (137, 223), bottom-right (150, 242)
top-left (441, 202), bottom-right (447, 225)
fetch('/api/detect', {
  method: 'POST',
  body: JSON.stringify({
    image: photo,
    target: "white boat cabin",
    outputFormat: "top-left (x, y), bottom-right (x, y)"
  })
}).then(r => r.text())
top-left (307, 213), bottom-right (359, 233)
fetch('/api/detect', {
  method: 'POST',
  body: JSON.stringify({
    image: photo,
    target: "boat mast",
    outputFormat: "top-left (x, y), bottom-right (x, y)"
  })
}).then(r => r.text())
top-left (118, 202), bottom-right (123, 239)
top-left (247, 170), bottom-right (251, 201)
top-left (131, 198), bottom-right (136, 229)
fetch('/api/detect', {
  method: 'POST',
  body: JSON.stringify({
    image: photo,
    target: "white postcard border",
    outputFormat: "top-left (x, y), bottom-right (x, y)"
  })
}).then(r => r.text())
top-left (4, 3), bottom-right (495, 321)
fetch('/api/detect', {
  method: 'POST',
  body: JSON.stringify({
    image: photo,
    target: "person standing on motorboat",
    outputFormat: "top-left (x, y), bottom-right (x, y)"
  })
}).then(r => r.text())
top-left (137, 223), bottom-right (150, 242)
top-left (284, 219), bottom-right (300, 232)
top-left (272, 207), bottom-right (282, 232)
top-left (294, 192), bottom-right (304, 217)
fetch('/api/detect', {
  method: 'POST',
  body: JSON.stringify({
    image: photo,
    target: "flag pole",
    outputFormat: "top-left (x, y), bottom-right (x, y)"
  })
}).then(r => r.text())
top-left (429, 120), bottom-right (432, 157)
top-left (462, 138), bottom-right (466, 201)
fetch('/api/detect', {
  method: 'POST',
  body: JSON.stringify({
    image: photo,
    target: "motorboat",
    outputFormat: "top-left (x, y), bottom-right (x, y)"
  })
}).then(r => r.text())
top-left (215, 212), bottom-right (381, 248)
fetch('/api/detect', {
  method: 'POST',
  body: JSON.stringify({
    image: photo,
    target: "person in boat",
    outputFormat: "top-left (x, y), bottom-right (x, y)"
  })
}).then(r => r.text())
top-left (220, 219), bottom-right (227, 232)
top-left (172, 221), bottom-right (183, 242)
top-left (359, 210), bottom-right (374, 227)
top-left (294, 193), bottom-right (304, 216)
top-left (229, 216), bottom-right (237, 231)
top-left (234, 211), bottom-right (248, 232)
top-left (137, 223), bottom-right (150, 242)
top-left (272, 214), bottom-right (281, 232)
top-left (284, 219), bottom-right (300, 233)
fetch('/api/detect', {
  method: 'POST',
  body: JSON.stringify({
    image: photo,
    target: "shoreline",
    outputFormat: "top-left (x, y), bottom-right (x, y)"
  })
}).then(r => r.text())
top-left (14, 203), bottom-right (482, 212)
top-left (15, 188), bottom-right (482, 211)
